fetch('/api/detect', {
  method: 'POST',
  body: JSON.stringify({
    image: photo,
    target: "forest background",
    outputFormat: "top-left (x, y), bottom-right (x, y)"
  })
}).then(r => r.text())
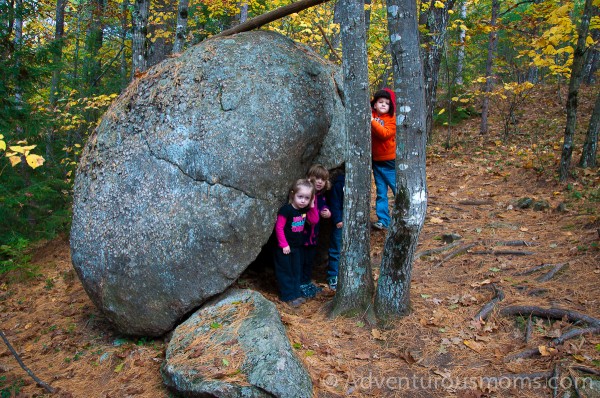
top-left (0, 0), bottom-right (598, 296)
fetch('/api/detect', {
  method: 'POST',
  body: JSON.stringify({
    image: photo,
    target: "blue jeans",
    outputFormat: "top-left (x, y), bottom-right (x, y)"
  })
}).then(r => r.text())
top-left (372, 160), bottom-right (396, 227)
top-left (327, 225), bottom-right (342, 279)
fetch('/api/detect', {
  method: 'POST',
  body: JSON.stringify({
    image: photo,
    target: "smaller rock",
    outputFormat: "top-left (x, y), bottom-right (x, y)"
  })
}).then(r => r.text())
top-left (554, 202), bottom-right (567, 213)
top-left (162, 289), bottom-right (312, 398)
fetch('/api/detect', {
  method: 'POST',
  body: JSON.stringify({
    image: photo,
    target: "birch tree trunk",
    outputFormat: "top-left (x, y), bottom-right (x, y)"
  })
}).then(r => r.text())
top-left (455, 0), bottom-right (466, 86)
top-left (579, 90), bottom-right (599, 168)
top-left (479, 0), bottom-right (498, 135)
top-left (559, 0), bottom-right (593, 182)
top-left (329, 0), bottom-right (374, 319)
top-left (172, 0), bottom-right (189, 54)
top-left (131, 0), bottom-right (150, 77)
top-left (374, 0), bottom-right (427, 323)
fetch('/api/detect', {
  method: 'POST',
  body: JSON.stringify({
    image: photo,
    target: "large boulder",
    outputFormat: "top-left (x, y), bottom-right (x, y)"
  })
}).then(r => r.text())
top-left (71, 31), bottom-right (345, 336)
top-left (162, 289), bottom-right (313, 397)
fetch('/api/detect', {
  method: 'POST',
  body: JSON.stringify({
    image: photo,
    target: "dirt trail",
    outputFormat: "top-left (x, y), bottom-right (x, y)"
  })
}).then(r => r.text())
top-left (1, 88), bottom-right (599, 397)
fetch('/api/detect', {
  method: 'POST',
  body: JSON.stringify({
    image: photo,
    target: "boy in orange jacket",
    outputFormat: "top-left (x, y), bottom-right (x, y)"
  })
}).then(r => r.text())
top-left (370, 88), bottom-right (397, 230)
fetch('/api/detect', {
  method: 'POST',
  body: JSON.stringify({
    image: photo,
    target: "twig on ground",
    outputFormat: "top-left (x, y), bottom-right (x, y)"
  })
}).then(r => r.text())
top-left (0, 330), bottom-right (56, 394)
top-left (499, 306), bottom-right (600, 327)
top-left (473, 284), bottom-right (504, 321)
top-left (535, 263), bottom-right (566, 282)
top-left (480, 371), bottom-right (552, 385)
top-left (415, 241), bottom-right (461, 260)
top-left (434, 243), bottom-right (477, 267)
top-left (551, 363), bottom-right (560, 398)
top-left (571, 366), bottom-right (600, 376)
top-left (505, 327), bottom-right (600, 361)
top-left (514, 263), bottom-right (555, 276)
top-left (494, 240), bottom-right (539, 247)
top-left (525, 315), bottom-right (533, 343)
top-left (470, 249), bottom-right (536, 255)
top-left (570, 371), bottom-right (582, 398)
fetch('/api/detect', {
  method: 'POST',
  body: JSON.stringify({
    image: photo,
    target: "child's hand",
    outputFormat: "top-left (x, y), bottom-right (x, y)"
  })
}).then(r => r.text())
top-left (283, 246), bottom-right (291, 254)
top-left (336, 222), bottom-right (343, 229)
top-left (320, 208), bottom-right (331, 219)
top-left (310, 196), bottom-right (315, 208)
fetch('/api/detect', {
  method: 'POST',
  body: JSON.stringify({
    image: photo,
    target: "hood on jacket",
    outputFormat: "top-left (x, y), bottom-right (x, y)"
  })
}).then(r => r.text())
top-left (370, 88), bottom-right (396, 115)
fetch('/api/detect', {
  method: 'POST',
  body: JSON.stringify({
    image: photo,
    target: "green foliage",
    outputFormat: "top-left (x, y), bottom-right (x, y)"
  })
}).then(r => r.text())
top-left (0, 237), bottom-right (36, 277)
top-left (0, 376), bottom-right (24, 398)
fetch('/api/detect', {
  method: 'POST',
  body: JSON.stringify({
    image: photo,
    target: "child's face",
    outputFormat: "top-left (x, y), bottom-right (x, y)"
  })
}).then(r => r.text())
top-left (292, 186), bottom-right (312, 209)
top-left (311, 177), bottom-right (326, 192)
top-left (373, 97), bottom-right (391, 115)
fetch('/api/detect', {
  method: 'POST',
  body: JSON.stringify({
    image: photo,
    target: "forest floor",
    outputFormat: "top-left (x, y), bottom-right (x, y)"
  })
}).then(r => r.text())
top-left (1, 86), bottom-right (599, 398)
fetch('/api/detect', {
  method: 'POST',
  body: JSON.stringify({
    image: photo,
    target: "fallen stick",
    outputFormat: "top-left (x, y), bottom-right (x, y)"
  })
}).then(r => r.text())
top-left (470, 250), bottom-right (536, 256)
top-left (473, 284), bottom-right (504, 321)
top-left (525, 315), bottom-right (533, 343)
top-left (499, 306), bottom-right (600, 327)
top-left (0, 330), bottom-right (56, 394)
top-left (491, 240), bottom-right (539, 247)
top-left (535, 263), bottom-right (566, 282)
top-left (551, 364), bottom-right (560, 398)
top-left (505, 327), bottom-right (600, 362)
top-left (570, 371), bottom-right (582, 398)
top-left (571, 366), bottom-right (600, 376)
top-left (434, 243), bottom-right (477, 267)
top-left (514, 263), bottom-right (555, 276)
top-left (479, 371), bottom-right (552, 386)
top-left (415, 241), bottom-right (461, 259)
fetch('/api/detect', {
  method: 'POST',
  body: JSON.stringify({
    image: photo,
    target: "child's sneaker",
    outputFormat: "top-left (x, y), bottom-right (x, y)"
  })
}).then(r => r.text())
top-left (327, 276), bottom-right (337, 291)
top-left (300, 284), bottom-right (316, 298)
top-left (286, 297), bottom-right (305, 308)
top-left (309, 283), bottom-right (323, 296)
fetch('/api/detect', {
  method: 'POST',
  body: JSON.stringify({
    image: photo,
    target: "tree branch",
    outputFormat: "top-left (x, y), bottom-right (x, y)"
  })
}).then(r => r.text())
top-left (0, 330), bottom-right (56, 394)
top-left (211, 0), bottom-right (331, 39)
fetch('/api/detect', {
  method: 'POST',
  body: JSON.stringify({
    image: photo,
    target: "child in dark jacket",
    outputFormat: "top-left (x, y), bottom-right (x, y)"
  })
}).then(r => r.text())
top-left (300, 164), bottom-right (331, 298)
top-left (326, 170), bottom-right (344, 291)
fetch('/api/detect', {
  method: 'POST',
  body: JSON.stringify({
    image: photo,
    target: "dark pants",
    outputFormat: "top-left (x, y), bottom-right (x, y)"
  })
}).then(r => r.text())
top-left (274, 246), bottom-right (302, 301)
top-left (301, 246), bottom-right (317, 285)
top-left (327, 225), bottom-right (342, 279)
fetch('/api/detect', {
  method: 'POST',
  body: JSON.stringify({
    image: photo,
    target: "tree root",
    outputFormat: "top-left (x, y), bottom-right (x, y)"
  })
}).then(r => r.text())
top-left (473, 284), bottom-right (504, 321)
top-left (505, 327), bottom-right (600, 362)
top-left (571, 365), bottom-right (600, 376)
top-left (470, 249), bottom-right (536, 256)
top-left (458, 199), bottom-right (494, 205)
top-left (434, 243), bottom-right (477, 267)
top-left (415, 241), bottom-right (461, 259)
top-left (499, 306), bottom-right (600, 327)
top-left (535, 263), bottom-right (566, 282)
top-left (514, 263), bottom-right (556, 276)
top-left (0, 330), bottom-right (56, 394)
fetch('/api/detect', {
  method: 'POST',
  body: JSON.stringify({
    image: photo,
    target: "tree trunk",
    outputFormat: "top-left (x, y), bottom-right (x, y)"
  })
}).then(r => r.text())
top-left (374, 0), bottom-right (427, 323)
top-left (559, 0), bottom-right (593, 182)
top-left (479, 0), bottom-right (499, 135)
top-left (172, 0), bottom-right (189, 54)
top-left (583, 28), bottom-right (599, 85)
top-left (329, 0), bottom-right (374, 319)
top-left (49, 0), bottom-right (67, 106)
top-left (83, 0), bottom-right (105, 93)
top-left (455, 0), bottom-right (466, 86)
top-left (131, 0), bottom-right (150, 76)
top-left (120, 0), bottom-right (130, 85)
top-left (579, 90), bottom-right (599, 168)
top-left (419, 0), bottom-right (456, 139)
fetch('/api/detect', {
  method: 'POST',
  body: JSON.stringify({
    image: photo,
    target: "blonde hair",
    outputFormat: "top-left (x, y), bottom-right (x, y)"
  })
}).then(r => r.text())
top-left (306, 164), bottom-right (331, 191)
top-left (288, 178), bottom-right (315, 203)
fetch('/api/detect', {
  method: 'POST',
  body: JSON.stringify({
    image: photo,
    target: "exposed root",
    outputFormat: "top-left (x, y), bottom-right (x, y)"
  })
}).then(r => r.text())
top-left (535, 263), bottom-right (566, 282)
top-left (473, 284), bottom-right (504, 321)
top-left (434, 243), bottom-right (477, 267)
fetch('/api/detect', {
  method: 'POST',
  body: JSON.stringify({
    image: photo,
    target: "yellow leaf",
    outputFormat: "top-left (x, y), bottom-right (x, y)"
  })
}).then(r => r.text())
top-left (429, 217), bottom-right (444, 224)
top-left (371, 329), bottom-right (387, 340)
top-left (0, 140), bottom-right (5, 151)
top-left (9, 145), bottom-right (26, 154)
top-left (434, 0), bottom-right (445, 8)
top-left (438, 108), bottom-right (446, 115)
top-left (572, 354), bottom-right (586, 362)
top-left (26, 154), bottom-right (45, 169)
top-left (9, 155), bottom-right (21, 167)
top-left (538, 345), bottom-right (557, 356)
top-left (463, 339), bottom-right (484, 353)
top-left (451, 96), bottom-right (459, 101)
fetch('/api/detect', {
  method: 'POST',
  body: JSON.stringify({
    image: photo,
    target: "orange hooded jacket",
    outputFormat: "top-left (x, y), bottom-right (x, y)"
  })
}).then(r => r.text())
top-left (371, 88), bottom-right (397, 162)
